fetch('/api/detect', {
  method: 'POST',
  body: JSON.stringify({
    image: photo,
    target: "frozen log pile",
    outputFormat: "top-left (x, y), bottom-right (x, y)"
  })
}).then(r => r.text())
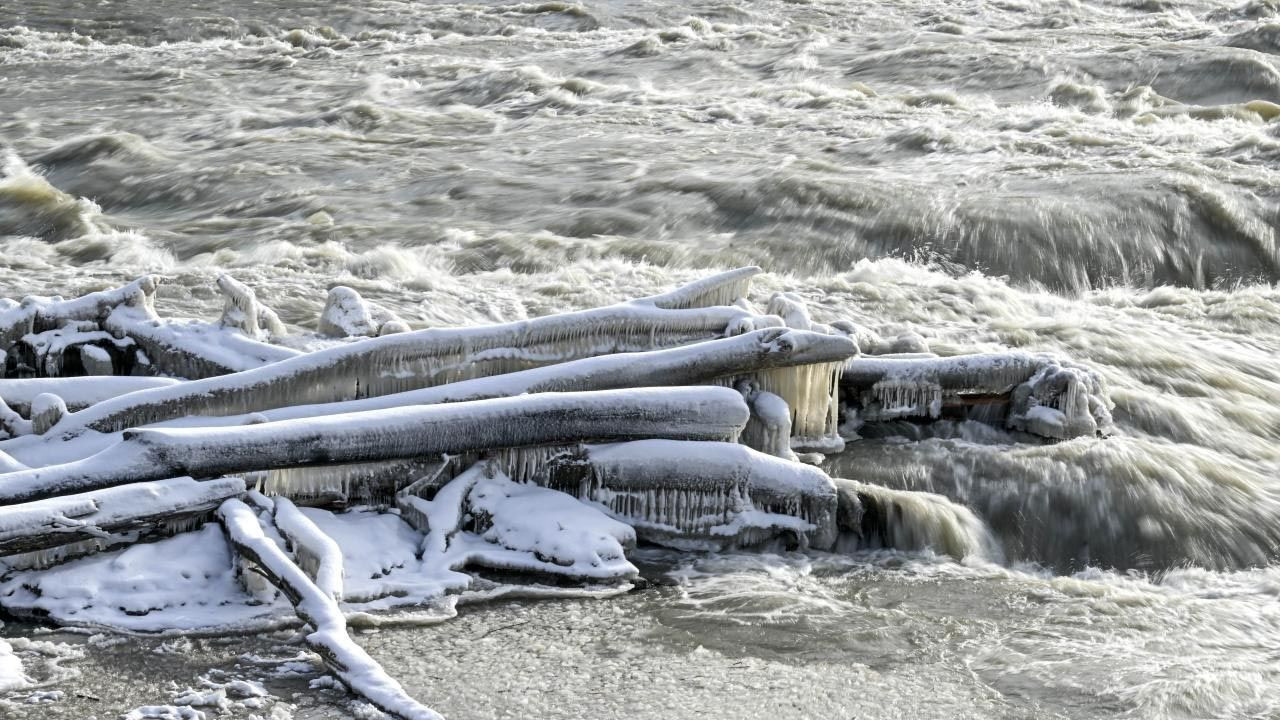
top-left (0, 268), bottom-right (1115, 718)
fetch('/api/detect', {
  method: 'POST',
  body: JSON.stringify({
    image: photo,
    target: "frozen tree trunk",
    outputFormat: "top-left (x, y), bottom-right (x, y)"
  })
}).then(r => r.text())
top-left (841, 352), bottom-right (1112, 439)
top-left (0, 376), bottom-right (178, 415)
top-left (0, 476), bottom-right (245, 559)
top-left (0, 387), bottom-right (750, 504)
top-left (217, 499), bottom-right (441, 720)
top-left (533, 440), bottom-right (841, 550)
top-left (67, 268), bottom-right (767, 434)
top-left (220, 328), bottom-right (855, 425)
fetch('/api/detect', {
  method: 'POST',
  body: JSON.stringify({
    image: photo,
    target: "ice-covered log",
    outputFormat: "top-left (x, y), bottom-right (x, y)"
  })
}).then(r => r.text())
top-left (272, 496), bottom-right (345, 600)
top-left (66, 269), bottom-right (766, 433)
top-left (0, 397), bottom-right (31, 438)
top-left (841, 351), bottom-right (1112, 439)
top-left (104, 302), bottom-right (301, 380)
top-left (641, 266), bottom-right (761, 310)
top-left (0, 375), bottom-right (178, 416)
top-left (537, 440), bottom-right (840, 551)
top-left (0, 387), bottom-right (750, 504)
top-left (207, 328), bottom-right (854, 429)
top-left (0, 476), bottom-right (245, 561)
top-left (217, 499), bottom-right (442, 720)
top-left (0, 276), bottom-right (158, 350)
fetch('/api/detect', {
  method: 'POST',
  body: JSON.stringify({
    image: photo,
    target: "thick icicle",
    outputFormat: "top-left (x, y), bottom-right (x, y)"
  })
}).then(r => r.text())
top-left (65, 270), bottom-right (766, 433)
top-left (740, 361), bottom-right (845, 453)
top-left (0, 476), bottom-right (245, 560)
top-left (0, 387), bottom-right (750, 504)
top-left (217, 499), bottom-right (442, 720)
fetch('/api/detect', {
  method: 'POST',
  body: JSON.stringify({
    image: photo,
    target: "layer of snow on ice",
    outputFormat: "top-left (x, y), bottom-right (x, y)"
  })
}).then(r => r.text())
top-left (0, 524), bottom-right (287, 631)
top-left (467, 472), bottom-right (637, 578)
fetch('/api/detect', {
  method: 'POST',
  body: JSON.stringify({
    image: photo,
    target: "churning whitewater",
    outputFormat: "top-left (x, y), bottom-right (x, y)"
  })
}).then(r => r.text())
top-left (2, 0), bottom-right (1280, 718)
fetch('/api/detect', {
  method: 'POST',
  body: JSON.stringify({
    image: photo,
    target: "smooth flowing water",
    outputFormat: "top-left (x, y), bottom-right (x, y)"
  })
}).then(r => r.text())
top-left (2, 0), bottom-right (1280, 718)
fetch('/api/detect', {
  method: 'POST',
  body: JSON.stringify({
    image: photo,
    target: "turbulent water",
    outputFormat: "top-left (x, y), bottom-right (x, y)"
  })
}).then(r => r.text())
top-left (3, 0), bottom-right (1280, 718)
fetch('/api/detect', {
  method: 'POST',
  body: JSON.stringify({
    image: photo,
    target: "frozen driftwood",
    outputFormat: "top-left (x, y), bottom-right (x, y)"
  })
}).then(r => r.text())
top-left (0, 476), bottom-right (245, 563)
top-left (61, 268), bottom-right (767, 434)
top-left (0, 276), bottom-right (158, 350)
top-left (0, 266), bottom-right (1123, 720)
top-left (398, 462), bottom-right (638, 581)
top-left (482, 440), bottom-right (845, 551)
top-left (0, 376), bottom-right (178, 415)
top-left (0, 387), bottom-right (750, 504)
top-left (842, 352), bottom-right (1113, 439)
top-left (218, 499), bottom-right (442, 720)
top-left (2, 275), bottom-right (298, 380)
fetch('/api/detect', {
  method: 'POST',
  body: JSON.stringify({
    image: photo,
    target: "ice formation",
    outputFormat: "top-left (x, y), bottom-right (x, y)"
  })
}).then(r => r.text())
top-left (841, 352), bottom-right (1113, 440)
top-left (0, 268), bottom-right (1117, 718)
top-left (318, 285), bottom-right (406, 338)
top-left (216, 274), bottom-right (287, 340)
top-left (537, 440), bottom-right (839, 551)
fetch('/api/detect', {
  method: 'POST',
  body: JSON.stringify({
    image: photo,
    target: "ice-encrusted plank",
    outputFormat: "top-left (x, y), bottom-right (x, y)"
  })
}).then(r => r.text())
top-left (0, 476), bottom-right (246, 559)
top-left (218, 499), bottom-right (442, 720)
top-left (0, 387), bottom-right (750, 504)
top-left (65, 268), bottom-right (766, 433)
